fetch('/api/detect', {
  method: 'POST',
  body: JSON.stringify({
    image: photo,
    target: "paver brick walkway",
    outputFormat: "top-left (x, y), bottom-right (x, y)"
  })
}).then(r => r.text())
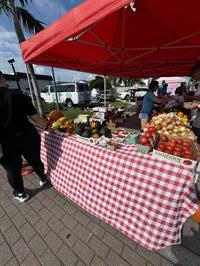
top-left (0, 167), bottom-right (199, 266)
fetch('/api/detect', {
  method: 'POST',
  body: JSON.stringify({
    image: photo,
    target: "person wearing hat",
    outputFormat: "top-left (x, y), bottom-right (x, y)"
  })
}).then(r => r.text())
top-left (0, 71), bottom-right (49, 202)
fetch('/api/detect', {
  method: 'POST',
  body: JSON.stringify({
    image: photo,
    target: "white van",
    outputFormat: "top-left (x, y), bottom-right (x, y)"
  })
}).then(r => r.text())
top-left (41, 81), bottom-right (91, 108)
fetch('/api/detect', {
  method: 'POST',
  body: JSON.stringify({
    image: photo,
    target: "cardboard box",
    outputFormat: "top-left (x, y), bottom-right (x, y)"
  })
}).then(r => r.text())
top-left (152, 148), bottom-right (200, 170)
top-left (152, 135), bottom-right (200, 170)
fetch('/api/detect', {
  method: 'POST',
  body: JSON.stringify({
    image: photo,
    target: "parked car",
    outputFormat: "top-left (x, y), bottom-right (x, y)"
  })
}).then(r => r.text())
top-left (118, 87), bottom-right (148, 101)
top-left (41, 81), bottom-right (91, 108)
top-left (98, 90), bottom-right (116, 101)
top-left (135, 87), bottom-right (148, 98)
top-left (118, 89), bottom-right (132, 101)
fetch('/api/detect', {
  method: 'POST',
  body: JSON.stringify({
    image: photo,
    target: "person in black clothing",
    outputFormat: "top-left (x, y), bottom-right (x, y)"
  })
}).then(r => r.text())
top-left (0, 71), bottom-right (49, 202)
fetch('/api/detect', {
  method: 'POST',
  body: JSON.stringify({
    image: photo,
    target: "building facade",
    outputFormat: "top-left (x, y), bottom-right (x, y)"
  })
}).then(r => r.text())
top-left (4, 72), bottom-right (52, 92)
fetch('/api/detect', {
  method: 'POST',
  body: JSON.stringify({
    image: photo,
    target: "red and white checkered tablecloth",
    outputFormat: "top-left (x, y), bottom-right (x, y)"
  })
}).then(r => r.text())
top-left (40, 132), bottom-right (199, 251)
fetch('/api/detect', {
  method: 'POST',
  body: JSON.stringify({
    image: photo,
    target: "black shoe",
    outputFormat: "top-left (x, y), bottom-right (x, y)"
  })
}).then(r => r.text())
top-left (13, 192), bottom-right (29, 203)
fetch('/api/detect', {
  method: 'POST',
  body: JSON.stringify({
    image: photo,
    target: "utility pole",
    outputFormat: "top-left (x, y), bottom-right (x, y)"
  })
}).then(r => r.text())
top-left (8, 58), bottom-right (21, 92)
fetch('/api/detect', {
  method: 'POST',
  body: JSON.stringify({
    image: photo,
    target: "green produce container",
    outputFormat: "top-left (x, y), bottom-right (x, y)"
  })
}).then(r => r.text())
top-left (125, 134), bottom-right (139, 144)
top-left (136, 144), bottom-right (152, 154)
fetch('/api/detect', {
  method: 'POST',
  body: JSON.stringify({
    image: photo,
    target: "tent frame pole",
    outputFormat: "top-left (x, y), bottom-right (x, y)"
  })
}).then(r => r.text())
top-left (25, 64), bottom-right (35, 106)
top-left (51, 67), bottom-right (59, 110)
top-left (103, 75), bottom-right (107, 107)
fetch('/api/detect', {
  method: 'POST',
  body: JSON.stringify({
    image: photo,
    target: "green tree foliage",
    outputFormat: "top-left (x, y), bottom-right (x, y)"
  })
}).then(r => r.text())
top-left (90, 76), bottom-right (111, 90)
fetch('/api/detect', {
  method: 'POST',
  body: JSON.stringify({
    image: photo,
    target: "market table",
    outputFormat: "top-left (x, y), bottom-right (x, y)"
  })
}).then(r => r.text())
top-left (40, 131), bottom-right (199, 251)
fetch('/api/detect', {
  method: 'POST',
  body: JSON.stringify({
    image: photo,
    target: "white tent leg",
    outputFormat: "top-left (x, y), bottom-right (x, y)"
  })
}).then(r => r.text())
top-left (51, 67), bottom-right (59, 110)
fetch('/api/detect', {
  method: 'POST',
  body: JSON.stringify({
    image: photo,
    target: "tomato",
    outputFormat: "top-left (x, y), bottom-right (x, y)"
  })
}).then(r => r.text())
top-left (184, 155), bottom-right (192, 160)
top-left (166, 146), bottom-right (174, 152)
top-left (174, 146), bottom-right (182, 152)
top-left (175, 144), bottom-right (182, 149)
top-left (176, 138), bottom-right (183, 145)
top-left (160, 135), bottom-right (169, 142)
top-left (182, 146), bottom-right (189, 151)
top-left (157, 143), bottom-right (166, 150)
top-left (157, 147), bottom-right (164, 152)
top-left (145, 132), bottom-right (153, 139)
top-left (169, 142), bottom-right (176, 149)
top-left (183, 150), bottom-right (192, 156)
top-left (139, 136), bottom-right (149, 145)
top-left (173, 150), bottom-right (181, 157)
top-left (165, 150), bottom-right (173, 154)
top-left (169, 139), bottom-right (177, 145)
top-left (183, 154), bottom-right (192, 160)
top-left (148, 126), bottom-right (156, 133)
top-left (182, 141), bottom-right (190, 148)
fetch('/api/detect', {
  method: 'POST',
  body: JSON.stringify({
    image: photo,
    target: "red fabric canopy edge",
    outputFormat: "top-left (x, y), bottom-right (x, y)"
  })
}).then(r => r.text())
top-left (21, 0), bottom-right (132, 63)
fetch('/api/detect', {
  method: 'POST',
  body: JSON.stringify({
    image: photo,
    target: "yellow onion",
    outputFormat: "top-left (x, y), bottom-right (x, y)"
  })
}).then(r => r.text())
top-left (179, 126), bottom-right (186, 132)
top-left (154, 120), bottom-right (162, 125)
top-left (180, 132), bottom-right (187, 137)
top-left (176, 120), bottom-right (182, 126)
top-left (173, 128), bottom-right (179, 134)
top-left (163, 131), bottom-right (170, 135)
top-left (155, 125), bottom-right (161, 130)
top-left (166, 124), bottom-right (174, 130)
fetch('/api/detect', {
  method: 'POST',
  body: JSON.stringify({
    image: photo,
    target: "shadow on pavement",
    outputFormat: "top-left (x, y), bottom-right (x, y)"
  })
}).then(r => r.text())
top-left (25, 181), bottom-right (52, 200)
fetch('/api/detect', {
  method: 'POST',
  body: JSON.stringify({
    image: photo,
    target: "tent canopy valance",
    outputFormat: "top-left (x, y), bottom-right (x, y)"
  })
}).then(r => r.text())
top-left (21, 0), bottom-right (200, 78)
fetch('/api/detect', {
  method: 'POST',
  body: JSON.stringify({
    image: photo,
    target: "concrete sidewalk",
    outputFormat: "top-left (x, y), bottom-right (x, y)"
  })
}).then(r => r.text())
top-left (0, 167), bottom-right (199, 266)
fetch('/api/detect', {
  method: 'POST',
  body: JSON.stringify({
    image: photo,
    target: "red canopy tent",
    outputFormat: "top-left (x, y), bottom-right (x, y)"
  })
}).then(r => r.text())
top-left (21, 0), bottom-right (200, 78)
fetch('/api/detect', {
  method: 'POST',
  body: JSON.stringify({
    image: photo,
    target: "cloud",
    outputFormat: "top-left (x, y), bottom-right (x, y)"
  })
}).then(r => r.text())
top-left (0, 26), bottom-right (26, 73)
top-left (31, 0), bottom-right (66, 22)
top-left (0, 1), bottom-right (93, 81)
top-left (34, 65), bottom-right (94, 82)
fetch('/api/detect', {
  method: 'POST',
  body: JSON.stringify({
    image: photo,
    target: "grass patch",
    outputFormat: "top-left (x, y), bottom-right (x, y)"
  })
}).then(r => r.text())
top-left (63, 107), bottom-right (92, 120)
top-left (107, 100), bottom-right (130, 108)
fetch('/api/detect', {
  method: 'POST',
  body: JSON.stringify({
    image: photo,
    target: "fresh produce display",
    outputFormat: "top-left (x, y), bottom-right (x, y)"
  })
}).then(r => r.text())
top-left (48, 110), bottom-right (64, 122)
top-left (112, 128), bottom-right (130, 139)
top-left (176, 112), bottom-right (189, 124)
top-left (107, 140), bottom-right (118, 151)
top-left (75, 121), bottom-right (111, 139)
top-left (97, 136), bottom-right (118, 150)
top-left (51, 116), bottom-right (75, 133)
top-left (45, 108), bottom-right (198, 158)
top-left (144, 113), bottom-right (196, 141)
top-left (155, 135), bottom-right (194, 160)
top-left (138, 132), bottom-right (156, 147)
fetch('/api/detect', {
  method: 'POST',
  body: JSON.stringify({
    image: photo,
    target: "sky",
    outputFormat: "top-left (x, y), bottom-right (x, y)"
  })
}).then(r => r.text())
top-left (0, 0), bottom-right (96, 81)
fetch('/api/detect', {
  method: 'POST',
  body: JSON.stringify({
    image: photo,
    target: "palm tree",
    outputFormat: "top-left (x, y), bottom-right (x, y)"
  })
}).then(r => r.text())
top-left (0, 0), bottom-right (45, 114)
